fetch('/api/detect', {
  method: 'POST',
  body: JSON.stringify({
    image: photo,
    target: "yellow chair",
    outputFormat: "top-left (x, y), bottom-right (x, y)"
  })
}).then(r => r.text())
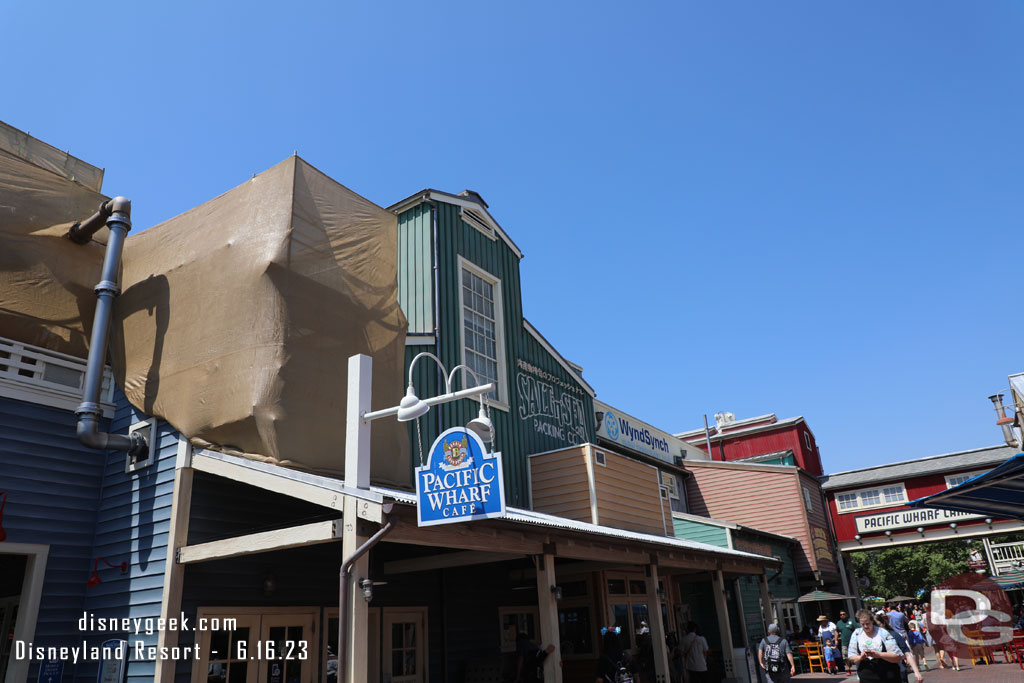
top-left (801, 644), bottom-right (826, 673)
top-left (962, 629), bottom-right (991, 665)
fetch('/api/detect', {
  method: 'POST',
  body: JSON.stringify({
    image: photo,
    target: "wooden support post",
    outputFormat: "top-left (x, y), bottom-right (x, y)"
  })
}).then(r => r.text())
top-left (536, 553), bottom-right (563, 683)
top-left (646, 562), bottom-right (670, 683)
top-left (155, 438), bottom-right (193, 683)
top-left (712, 569), bottom-right (736, 681)
top-left (759, 571), bottom-right (774, 635)
top-left (343, 354), bottom-right (373, 683)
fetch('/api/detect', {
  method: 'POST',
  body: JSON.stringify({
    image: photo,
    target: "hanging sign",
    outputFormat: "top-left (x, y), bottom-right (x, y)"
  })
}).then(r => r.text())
top-left (416, 427), bottom-right (505, 527)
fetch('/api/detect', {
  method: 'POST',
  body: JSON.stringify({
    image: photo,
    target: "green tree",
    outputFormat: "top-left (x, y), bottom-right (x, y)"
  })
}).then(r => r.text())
top-left (851, 539), bottom-right (983, 599)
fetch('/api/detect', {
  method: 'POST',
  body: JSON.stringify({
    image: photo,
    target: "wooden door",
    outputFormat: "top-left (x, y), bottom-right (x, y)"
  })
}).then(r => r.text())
top-left (382, 609), bottom-right (426, 683)
top-left (258, 613), bottom-right (317, 683)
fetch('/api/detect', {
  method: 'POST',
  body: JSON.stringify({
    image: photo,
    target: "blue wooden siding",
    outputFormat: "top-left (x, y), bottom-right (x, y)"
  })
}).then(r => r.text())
top-left (0, 395), bottom-right (105, 681)
top-left (671, 518), bottom-right (730, 547)
top-left (397, 203), bottom-right (434, 334)
top-left (399, 201), bottom-right (595, 508)
top-left (74, 392), bottom-right (179, 683)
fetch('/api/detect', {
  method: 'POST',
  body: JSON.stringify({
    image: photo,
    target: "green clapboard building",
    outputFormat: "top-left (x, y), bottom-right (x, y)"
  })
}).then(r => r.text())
top-left (389, 189), bottom-right (596, 507)
top-left (672, 512), bottom-right (802, 651)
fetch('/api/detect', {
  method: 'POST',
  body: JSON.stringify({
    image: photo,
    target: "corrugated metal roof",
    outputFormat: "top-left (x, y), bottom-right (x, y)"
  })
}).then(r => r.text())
top-left (371, 485), bottom-right (776, 563)
top-left (198, 448), bottom-right (778, 565)
top-left (820, 445), bottom-right (1017, 491)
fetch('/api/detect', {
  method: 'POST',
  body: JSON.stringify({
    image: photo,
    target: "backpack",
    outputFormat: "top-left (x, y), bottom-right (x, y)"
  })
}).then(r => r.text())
top-left (763, 636), bottom-right (786, 674)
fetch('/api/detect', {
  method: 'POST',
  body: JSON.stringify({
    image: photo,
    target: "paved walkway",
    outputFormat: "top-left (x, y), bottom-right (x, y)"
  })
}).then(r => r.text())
top-left (790, 659), bottom-right (1022, 683)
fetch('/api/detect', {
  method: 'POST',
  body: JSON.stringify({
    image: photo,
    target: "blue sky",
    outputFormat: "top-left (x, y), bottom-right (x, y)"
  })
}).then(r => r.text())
top-left (5, 2), bottom-right (1023, 472)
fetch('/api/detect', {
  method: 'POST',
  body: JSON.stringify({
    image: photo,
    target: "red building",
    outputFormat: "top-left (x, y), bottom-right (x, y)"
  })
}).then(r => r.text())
top-left (820, 444), bottom-right (1024, 554)
top-left (676, 412), bottom-right (824, 476)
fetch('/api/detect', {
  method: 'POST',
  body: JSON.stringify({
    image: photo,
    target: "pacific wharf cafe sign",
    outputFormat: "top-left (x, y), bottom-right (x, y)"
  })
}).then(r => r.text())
top-left (416, 427), bottom-right (506, 526)
top-left (854, 507), bottom-right (985, 534)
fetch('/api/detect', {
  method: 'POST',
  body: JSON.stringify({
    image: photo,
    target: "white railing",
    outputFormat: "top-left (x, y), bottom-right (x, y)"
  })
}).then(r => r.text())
top-left (0, 335), bottom-right (115, 416)
top-left (990, 540), bottom-right (1024, 574)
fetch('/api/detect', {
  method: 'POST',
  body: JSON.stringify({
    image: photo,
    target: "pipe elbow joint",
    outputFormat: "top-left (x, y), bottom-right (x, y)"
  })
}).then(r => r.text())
top-left (107, 196), bottom-right (132, 215)
top-left (76, 413), bottom-right (109, 450)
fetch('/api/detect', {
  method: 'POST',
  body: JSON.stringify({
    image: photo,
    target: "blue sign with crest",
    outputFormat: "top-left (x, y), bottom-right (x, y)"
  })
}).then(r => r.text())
top-left (416, 427), bottom-right (505, 526)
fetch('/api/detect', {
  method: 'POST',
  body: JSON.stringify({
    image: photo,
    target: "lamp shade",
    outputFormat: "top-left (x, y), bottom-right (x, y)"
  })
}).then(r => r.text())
top-left (396, 385), bottom-right (429, 422)
top-left (467, 407), bottom-right (493, 443)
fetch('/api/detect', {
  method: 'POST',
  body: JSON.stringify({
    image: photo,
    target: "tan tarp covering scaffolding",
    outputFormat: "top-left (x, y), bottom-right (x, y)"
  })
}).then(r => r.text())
top-left (110, 156), bottom-right (411, 486)
top-left (0, 147), bottom-right (108, 357)
top-left (1, 140), bottom-right (411, 486)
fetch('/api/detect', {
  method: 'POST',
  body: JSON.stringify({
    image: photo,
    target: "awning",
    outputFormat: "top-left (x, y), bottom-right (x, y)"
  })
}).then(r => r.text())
top-left (990, 569), bottom-right (1024, 590)
top-left (907, 453), bottom-right (1024, 520)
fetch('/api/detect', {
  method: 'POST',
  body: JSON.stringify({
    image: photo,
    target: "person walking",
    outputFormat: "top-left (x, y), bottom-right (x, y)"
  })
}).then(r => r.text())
top-left (906, 622), bottom-right (927, 672)
top-left (835, 609), bottom-right (857, 674)
top-left (876, 613), bottom-right (923, 683)
top-left (887, 606), bottom-right (909, 642)
top-left (758, 623), bottom-right (796, 683)
top-left (847, 609), bottom-right (905, 683)
top-left (680, 622), bottom-right (708, 683)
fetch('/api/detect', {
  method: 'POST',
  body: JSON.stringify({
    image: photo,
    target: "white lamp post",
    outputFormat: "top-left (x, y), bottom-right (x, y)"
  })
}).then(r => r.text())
top-left (340, 353), bottom-right (495, 683)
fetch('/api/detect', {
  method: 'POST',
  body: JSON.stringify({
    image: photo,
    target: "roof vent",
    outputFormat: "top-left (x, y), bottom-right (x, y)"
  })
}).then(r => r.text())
top-left (457, 189), bottom-right (488, 208)
top-left (714, 412), bottom-right (736, 428)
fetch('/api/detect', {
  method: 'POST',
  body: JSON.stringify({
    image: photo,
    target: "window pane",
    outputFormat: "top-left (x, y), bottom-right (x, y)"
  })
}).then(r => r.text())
top-left (608, 579), bottom-right (626, 595)
top-left (558, 606), bottom-right (593, 655)
top-left (860, 490), bottom-right (880, 505)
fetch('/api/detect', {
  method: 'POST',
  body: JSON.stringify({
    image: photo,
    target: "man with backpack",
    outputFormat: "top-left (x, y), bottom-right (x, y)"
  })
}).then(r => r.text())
top-left (758, 624), bottom-right (796, 683)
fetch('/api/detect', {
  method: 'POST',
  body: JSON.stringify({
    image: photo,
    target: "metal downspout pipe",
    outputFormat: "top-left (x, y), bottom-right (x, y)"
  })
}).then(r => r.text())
top-left (69, 197), bottom-right (148, 457)
top-left (338, 517), bottom-right (394, 683)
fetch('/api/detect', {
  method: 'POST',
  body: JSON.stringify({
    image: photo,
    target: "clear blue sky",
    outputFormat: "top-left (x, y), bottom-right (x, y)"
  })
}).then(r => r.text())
top-left (5, 2), bottom-right (1023, 473)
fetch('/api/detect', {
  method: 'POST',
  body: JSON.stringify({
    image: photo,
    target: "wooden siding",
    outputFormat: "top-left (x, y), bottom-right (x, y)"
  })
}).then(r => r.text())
top-left (398, 201), bottom-right (595, 508)
top-left (0, 395), bottom-right (104, 681)
top-left (684, 464), bottom-right (817, 574)
top-left (397, 203), bottom-right (434, 334)
top-left (529, 446), bottom-right (591, 522)
top-left (78, 393), bottom-right (180, 683)
top-left (671, 518), bottom-right (729, 547)
top-left (593, 450), bottom-right (666, 535)
top-left (798, 471), bottom-right (837, 573)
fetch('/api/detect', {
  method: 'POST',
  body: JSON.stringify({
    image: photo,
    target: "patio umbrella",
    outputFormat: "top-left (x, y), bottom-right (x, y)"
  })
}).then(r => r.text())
top-left (796, 590), bottom-right (858, 626)
top-left (796, 590), bottom-right (857, 602)
top-left (886, 596), bottom-right (916, 603)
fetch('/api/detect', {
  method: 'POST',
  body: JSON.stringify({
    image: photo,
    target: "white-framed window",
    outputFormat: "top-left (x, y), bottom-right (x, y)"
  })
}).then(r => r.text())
top-left (594, 449), bottom-right (607, 467)
top-left (834, 483), bottom-right (908, 513)
top-left (804, 432), bottom-right (813, 451)
top-left (882, 485), bottom-right (904, 504)
top-left (802, 486), bottom-right (814, 511)
top-left (945, 470), bottom-right (986, 489)
top-left (837, 492), bottom-right (858, 511)
top-left (458, 257), bottom-right (508, 410)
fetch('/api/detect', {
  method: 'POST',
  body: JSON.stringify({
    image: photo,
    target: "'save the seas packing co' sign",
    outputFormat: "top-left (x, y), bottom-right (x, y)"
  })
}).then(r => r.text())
top-left (516, 358), bottom-right (588, 445)
top-left (854, 507), bottom-right (985, 534)
top-left (416, 427), bottom-right (506, 526)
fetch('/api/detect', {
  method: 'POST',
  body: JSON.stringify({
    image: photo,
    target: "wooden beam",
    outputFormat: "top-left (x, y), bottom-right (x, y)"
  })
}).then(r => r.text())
top-left (156, 455), bottom-right (193, 682)
top-left (383, 550), bottom-right (523, 575)
top-left (385, 516), bottom-right (546, 555)
top-left (191, 451), bottom-right (384, 523)
top-left (547, 537), bottom-right (650, 564)
top-left (177, 519), bottom-right (341, 564)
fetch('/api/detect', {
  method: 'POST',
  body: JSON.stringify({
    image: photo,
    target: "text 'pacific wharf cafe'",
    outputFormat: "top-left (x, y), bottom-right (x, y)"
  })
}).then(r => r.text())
top-left (0, 128), bottom-right (782, 683)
